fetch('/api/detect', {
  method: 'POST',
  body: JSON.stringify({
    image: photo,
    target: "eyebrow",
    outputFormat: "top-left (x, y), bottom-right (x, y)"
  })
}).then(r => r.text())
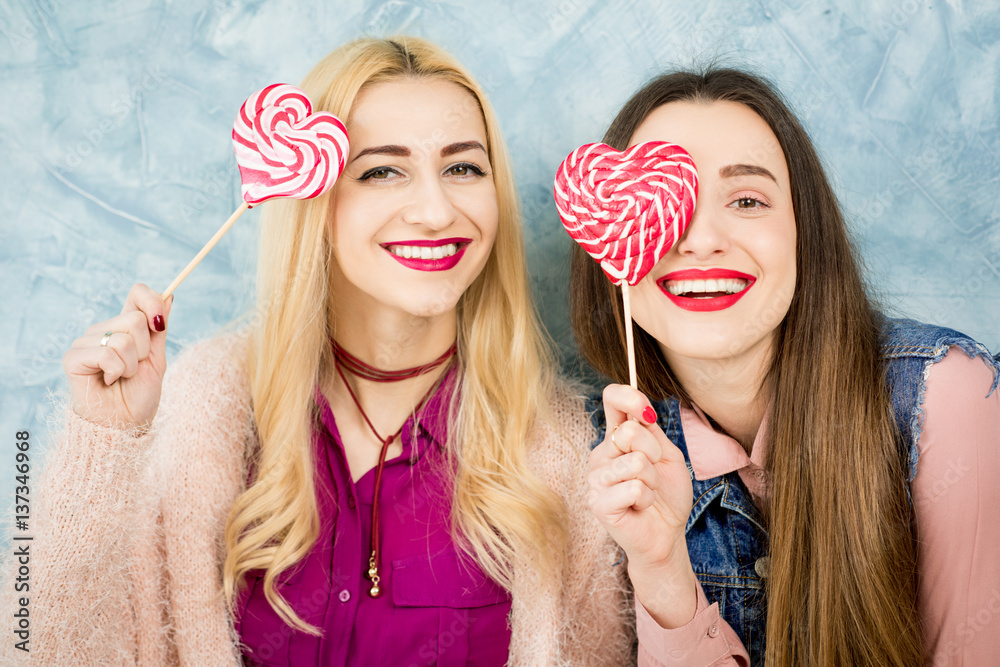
top-left (719, 163), bottom-right (778, 183)
top-left (350, 140), bottom-right (487, 164)
top-left (440, 140), bottom-right (487, 157)
top-left (351, 144), bottom-right (410, 162)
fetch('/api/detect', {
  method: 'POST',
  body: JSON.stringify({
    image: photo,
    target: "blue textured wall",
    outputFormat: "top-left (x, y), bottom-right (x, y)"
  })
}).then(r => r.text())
top-left (2, 1), bottom-right (998, 476)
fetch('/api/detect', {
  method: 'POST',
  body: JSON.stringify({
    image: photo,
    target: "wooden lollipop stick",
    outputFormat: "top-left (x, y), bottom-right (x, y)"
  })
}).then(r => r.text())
top-left (622, 283), bottom-right (638, 390)
top-left (161, 201), bottom-right (250, 299)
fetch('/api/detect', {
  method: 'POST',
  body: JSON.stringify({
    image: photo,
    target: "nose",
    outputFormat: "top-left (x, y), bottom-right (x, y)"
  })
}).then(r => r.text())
top-left (673, 202), bottom-right (729, 260)
top-left (401, 175), bottom-right (458, 231)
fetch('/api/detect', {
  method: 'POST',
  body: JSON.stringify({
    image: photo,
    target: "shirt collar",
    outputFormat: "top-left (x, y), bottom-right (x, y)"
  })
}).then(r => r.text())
top-left (411, 364), bottom-right (457, 449)
top-left (314, 363), bottom-right (457, 455)
top-left (680, 402), bottom-right (769, 481)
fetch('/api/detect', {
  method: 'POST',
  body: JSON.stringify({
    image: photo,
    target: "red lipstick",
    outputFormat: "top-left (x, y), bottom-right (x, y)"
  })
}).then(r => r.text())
top-left (381, 237), bottom-right (471, 272)
top-left (657, 268), bottom-right (756, 312)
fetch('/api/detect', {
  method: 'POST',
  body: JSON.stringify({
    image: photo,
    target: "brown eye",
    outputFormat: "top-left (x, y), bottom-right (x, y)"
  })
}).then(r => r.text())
top-left (446, 162), bottom-right (486, 178)
top-left (358, 166), bottom-right (401, 182)
top-left (737, 197), bottom-right (758, 209)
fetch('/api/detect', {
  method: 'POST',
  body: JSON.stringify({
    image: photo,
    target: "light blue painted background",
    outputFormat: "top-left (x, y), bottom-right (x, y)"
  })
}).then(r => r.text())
top-left (1, 0), bottom-right (998, 481)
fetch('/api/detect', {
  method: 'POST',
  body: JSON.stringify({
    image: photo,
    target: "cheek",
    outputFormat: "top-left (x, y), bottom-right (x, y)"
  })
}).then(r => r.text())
top-left (736, 217), bottom-right (797, 279)
top-left (626, 280), bottom-right (667, 333)
top-left (483, 207), bottom-right (500, 244)
top-left (330, 191), bottom-right (384, 248)
top-left (456, 183), bottom-right (499, 237)
top-left (764, 224), bottom-right (797, 284)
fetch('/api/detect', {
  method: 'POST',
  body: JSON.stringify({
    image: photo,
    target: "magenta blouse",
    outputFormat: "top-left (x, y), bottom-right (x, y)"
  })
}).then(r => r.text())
top-left (235, 371), bottom-right (512, 666)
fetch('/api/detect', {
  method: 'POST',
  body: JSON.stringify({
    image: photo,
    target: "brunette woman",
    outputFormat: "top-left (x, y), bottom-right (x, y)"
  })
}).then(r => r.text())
top-left (575, 69), bottom-right (1000, 666)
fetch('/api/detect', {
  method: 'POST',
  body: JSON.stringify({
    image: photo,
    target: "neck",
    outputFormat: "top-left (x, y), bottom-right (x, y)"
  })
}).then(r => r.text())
top-left (664, 339), bottom-right (774, 452)
top-left (330, 296), bottom-right (458, 372)
top-left (324, 295), bottom-right (457, 437)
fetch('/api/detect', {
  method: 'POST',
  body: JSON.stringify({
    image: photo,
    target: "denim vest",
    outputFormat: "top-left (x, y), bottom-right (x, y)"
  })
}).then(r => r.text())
top-left (588, 318), bottom-right (999, 666)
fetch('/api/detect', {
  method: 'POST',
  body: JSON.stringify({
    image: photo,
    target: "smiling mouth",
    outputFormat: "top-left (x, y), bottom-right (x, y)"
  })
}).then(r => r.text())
top-left (663, 278), bottom-right (750, 299)
top-left (656, 270), bottom-right (756, 312)
top-left (381, 238), bottom-right (471, 272)
top-left (385, 243), bottom-right (461, 260)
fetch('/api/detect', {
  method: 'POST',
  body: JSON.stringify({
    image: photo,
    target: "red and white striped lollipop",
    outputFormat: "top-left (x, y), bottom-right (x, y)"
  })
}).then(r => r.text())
top-left (554, 140), bottom-right (698, 388)
top-left (554, 141), bottom-right (698, 286)
top-left (162, 84), bottom-right (349, 298)
top-left (232, 83), bottom-right (349, 206)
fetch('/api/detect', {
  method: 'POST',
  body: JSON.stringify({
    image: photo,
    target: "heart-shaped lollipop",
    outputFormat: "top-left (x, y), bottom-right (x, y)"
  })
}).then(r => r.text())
top-left (162, 84), bottom-right (349, 299)
top-left (554, 141), bottom-right (698, 286)
top-left (232, 83), bottom-right (349, 206)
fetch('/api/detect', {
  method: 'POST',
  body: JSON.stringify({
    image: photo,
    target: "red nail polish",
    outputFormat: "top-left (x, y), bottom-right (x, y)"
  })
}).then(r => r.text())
top-left (642, 406), bottom-right (657, 424)
top-left (153, 315), bottom-right (165, 332)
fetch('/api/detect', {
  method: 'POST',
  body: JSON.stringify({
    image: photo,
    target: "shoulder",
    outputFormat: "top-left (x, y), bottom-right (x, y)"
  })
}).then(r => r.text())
top-left (881, 317), bottom-right (997, 372)
top-left (162, 331), bottom-right (251, 399)
top-left (907, 342), bottom-right (1000, 479)
top-left (919, 344), bottom-right (1000, 441)
top-left (156, 331), bottom-right (253, 433)
top-left (525, 378), bottom-right (597, 493)
top-left (158, 328), bottom-right (253, 422)
top-left (880, 318), bottom-right (999, 464)
top-left (151, 331), bottom-right (254, 483)
top-left (911, 346), bottom-right (1000, 657)
top-left (926, 344), bottom-right (1000, 395)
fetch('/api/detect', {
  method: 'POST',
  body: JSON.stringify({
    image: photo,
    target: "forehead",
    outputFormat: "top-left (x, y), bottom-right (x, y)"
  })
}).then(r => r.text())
top-left (348, 78), bottom-right (487, 147)
top-left (629, 100), bottom-right (788, 184)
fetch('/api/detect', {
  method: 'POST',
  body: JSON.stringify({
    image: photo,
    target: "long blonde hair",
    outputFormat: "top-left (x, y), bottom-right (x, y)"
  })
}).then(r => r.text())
top-left (223, 36), bottom-right (566, 633)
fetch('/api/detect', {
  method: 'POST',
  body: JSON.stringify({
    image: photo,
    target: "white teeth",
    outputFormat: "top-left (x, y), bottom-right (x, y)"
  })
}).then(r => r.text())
top-left (666, 278), bottom-right (748, 296)
top-left (388, 243), bottom-right (460, 260)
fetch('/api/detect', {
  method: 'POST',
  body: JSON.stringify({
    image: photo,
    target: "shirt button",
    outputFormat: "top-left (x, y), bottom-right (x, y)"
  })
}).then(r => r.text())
top-left (755, 556), bottom-right (771, 579)
top-left (347, 496), bottom-right (356, 509)
top-left (338, 589), bottom-right (351, 603)
top-left (754, 469), bottom-right (767, 482)
top-left (707, 624), bottom-right (719, 638)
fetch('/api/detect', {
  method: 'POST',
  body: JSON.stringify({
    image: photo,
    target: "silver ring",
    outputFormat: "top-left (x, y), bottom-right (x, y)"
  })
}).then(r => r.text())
top-left (100, 331), bottom-right (115, 348)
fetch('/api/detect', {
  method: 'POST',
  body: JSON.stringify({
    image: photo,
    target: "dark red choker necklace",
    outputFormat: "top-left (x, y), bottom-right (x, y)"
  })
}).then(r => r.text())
top-left (331, 338), bottom-right (457, 597)
top-left (332, 338), bottom-right (457, 383)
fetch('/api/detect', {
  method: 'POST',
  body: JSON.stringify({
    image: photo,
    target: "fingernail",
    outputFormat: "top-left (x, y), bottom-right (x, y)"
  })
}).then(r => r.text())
top-left (153, 315), bottom-right (165, 332)
top-left (642, 406), bottom-right (657, 424)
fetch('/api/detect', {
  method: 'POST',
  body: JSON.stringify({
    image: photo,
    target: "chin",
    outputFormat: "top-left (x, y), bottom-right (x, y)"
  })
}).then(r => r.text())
top-left (656, 320), bottom-right (753, 355)
top-left (405, 297), bottom-right (462, 319)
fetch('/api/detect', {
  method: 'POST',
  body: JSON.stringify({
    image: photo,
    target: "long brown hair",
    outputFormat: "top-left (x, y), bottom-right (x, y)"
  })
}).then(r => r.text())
top-left (570, 69), bottom-right (923, 665)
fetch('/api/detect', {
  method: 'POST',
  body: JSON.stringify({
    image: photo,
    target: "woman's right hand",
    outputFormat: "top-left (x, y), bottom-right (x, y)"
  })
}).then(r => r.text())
top-left (62, 284), bottom-right (173, 429)
top-left (588, 383), bottom-right (700, 628)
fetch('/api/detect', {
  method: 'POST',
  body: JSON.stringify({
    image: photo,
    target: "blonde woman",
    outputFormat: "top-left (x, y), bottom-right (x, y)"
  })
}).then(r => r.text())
top-left (1, 37), bottom-right (654, 665)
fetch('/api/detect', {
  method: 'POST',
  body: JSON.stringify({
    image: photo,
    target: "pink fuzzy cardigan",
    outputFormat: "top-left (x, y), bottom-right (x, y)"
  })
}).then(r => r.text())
top-left (1, 335), bottom-right (635, 665)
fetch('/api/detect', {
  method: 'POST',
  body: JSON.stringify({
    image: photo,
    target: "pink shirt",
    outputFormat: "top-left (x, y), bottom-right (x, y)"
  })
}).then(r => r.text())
top-left (637, 349), bottom-right (1000, 665)
top-left (235, 370), bottom-right (512, 666)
